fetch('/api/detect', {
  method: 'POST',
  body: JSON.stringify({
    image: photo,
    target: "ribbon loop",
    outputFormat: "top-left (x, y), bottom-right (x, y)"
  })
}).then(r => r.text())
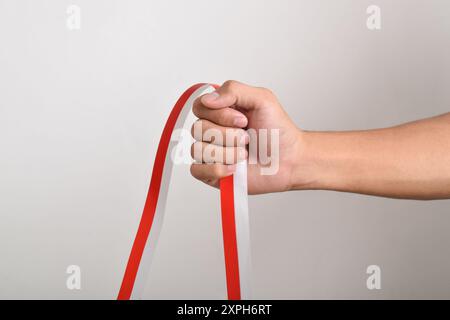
top-left (118, 84), bottom-right (251, 300)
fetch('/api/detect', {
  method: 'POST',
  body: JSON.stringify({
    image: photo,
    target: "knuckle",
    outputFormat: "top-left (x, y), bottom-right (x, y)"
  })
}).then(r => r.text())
top-left (259, 87), bottom-right (275, 100)
top-left (222, 80), bottom-right (239, 91)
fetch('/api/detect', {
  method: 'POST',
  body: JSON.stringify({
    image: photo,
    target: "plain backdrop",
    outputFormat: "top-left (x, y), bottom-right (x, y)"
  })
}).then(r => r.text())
top-left (0, 0), bottom-right (449, 299)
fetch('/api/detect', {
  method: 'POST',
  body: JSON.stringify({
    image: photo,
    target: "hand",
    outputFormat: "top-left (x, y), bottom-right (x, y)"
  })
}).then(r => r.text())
top-left (191, 82), bottom-right (450, 199)
top-left (190, 80), bottom-right (304, 194)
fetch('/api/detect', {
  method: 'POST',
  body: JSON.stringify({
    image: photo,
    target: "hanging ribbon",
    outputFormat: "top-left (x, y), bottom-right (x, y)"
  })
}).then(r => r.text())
top-left (117, 83), bottom-right (251, 300)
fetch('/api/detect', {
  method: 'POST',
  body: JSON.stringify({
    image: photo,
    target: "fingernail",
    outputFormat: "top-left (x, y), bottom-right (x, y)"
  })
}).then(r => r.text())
top-left (202, 91), bottom-right (220, 103)
top-left (233, 117), bottom-right (247, 127)
top-left (227, 164), bottom-right (236, 173)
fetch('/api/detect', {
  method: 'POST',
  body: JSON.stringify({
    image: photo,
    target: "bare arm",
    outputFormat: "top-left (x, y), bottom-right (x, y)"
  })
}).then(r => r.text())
top-left (295, 113), bottom-right (450, 200)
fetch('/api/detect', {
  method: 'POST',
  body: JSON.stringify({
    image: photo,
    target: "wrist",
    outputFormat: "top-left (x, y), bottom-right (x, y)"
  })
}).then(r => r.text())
top-left (288, 130), bottom-right (337, 191)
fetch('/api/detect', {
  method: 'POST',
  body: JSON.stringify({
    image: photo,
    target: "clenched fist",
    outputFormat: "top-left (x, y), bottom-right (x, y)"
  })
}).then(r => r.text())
top-left (190, 80), bottom-right (303, 195)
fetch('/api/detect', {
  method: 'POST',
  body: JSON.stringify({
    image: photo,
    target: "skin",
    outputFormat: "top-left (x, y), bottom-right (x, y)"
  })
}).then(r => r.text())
top-left (190, 80), bottom-right (450, 200)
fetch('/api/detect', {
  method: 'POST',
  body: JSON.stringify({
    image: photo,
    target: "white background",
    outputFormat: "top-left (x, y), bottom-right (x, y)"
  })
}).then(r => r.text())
top-left (0, 0), bottom-right (449, 299)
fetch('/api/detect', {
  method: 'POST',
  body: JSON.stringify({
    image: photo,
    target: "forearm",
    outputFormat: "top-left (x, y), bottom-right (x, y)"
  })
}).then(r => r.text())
top-left (293, 113), bottom-right (450, 200)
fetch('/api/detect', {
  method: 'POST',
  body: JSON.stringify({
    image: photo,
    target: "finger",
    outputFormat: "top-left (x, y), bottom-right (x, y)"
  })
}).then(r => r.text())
top-left (192, 102), bottom-right (248, 128)
top-left (191, 119), bottom-right (250, 147)
top-left (191, 141), bottom-right (248, 164)
top-left (190, 163), bottom-right (236, 188)
top-left (199, 80), bottom-right (274, 111)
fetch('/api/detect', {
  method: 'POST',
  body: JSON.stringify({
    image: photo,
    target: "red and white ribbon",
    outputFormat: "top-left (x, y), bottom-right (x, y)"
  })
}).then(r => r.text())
top-left (117, 83), bottom-right (251, 300)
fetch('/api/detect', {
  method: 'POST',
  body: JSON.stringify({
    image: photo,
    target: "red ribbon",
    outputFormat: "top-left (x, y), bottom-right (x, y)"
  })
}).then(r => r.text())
top-left (118, 83), bottom-right (242, 300)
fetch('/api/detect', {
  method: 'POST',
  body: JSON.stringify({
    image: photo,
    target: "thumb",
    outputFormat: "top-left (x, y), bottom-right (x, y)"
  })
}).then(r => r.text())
top-left (201, 80), bottom-right (264, 111)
